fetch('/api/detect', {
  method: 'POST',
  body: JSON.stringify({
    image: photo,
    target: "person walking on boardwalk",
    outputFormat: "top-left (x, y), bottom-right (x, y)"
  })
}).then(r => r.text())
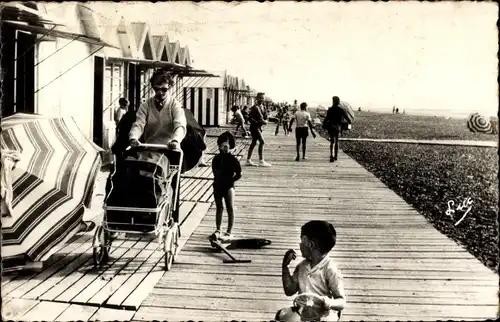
top-left (288, 102), bottom-right (316, 161)
top-left (282, 106), bottom-right (290, 136)
top-left (275, 106), bottom-right (284, 136)
top-left (212, 131), bottom-right (242, 241)
top-left (246, 92), bottom-right (272, 167)
top-left (323, 96), bottom-right (350, 162)
top-left (291, 99), bottom-right (299, 114)
top-left (232, 105), bottom-right (250, 138)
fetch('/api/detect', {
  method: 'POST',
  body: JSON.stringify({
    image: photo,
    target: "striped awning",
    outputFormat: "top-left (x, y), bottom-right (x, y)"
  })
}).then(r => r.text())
top-left (1, 114), bottom-right (103, 271)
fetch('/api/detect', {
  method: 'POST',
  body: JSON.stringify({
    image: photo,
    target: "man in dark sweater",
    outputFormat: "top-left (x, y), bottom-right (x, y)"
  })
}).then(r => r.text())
top-left (323, 96), bottom-right (350, 162)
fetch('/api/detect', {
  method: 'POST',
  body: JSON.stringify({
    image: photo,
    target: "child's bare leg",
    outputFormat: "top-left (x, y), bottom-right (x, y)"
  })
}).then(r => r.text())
top-left (214, 193), bottom-right (224, 232)
top-left (224, 188), bottom-right (235, 234)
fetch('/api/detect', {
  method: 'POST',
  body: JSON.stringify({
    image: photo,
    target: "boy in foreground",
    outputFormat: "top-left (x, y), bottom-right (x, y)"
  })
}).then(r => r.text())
top-left (276, 220), bottom-right (346, 321)
top-left (288, 102), bottom-right (316, 161)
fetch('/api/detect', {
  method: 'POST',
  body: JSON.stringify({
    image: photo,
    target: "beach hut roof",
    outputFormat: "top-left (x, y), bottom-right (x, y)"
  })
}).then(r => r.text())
top-left (167, 41), bottom-right (181, 64)
top-left (179, 46), bottom-right (192, 66)
top-left (153, 34), bottom-right (170, 61)
top-left (131, 22), bottom-right (156, 60)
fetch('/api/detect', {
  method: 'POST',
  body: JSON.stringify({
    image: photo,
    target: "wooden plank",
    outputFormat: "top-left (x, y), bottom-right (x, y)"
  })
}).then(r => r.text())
top-left (178, 200), bottom-right (196, 225)
top-left (21, 301), bottom-right (70, 321)
top-left (71, 241), bottom-right (147, 304)
top-left (121, 202), bottom-right (212, 310)
top-left (1, 298), bottom-right (39, 321)
top-left (40, 239), bottom-right (127, 301)
top-left (150, 286), bottom-right (496, 306)
top-left (178, 202), bottom-right (211, 250)
top-left (24, 246), bottom-right (94, 301)
top-left (141, 294), bottom-right (497, 319)
top-left (54, 304), bottom-right (98, 321)
top-left (90, 307), bottom-right (135, 321)
top-left (2, 234), bottom-right (92, 298)
top-left (87, 240), bottom-right (152, 305)
top-left (54, 239), bottom-right (133, 302)
top-left (134, 306), bottom-right (270, 321)
top-left (10, 238), bottom-right (94, 300)
top-left (192, 179), bottom-right (213, 202)
top-left (156, 271), bottom-right (497, 290)
top-left (152, 282), bottom-right (496, 301)
top-left (183, 179), bottom-right (206, 201)
top-left (172, 266), bottom-right (495, 282)
top-left (200, 184), bottom-right (214, 202)
top-left (106, 247), bottom-right (162, 307)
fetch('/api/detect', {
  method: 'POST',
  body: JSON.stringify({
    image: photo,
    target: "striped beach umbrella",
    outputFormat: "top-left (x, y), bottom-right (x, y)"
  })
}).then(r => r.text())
top-left (338, 100), bottom-right (355, 123)
top-left (1, 113), bottom-right (102, 271)
top-left (467, 113), bottom-right (494, 134)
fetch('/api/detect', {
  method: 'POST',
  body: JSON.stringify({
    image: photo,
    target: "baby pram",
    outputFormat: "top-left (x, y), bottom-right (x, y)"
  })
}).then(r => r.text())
top-left (92, 143), bottom-right (183, 271)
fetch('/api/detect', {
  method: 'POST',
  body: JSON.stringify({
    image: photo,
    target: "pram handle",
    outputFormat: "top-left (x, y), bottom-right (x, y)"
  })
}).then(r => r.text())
top-left (125, 143), bottom-right (182, 153)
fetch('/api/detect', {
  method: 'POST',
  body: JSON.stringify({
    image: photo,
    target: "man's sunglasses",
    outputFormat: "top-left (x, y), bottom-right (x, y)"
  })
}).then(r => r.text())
top-left (153, 86), bottom-right (169, 92)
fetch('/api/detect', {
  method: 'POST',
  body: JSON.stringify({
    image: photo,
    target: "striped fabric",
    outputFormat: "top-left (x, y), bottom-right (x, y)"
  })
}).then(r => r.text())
top-left (183, 87), bottom-right (222, 127)
top-left (1, 114), bottom-right (102, 271)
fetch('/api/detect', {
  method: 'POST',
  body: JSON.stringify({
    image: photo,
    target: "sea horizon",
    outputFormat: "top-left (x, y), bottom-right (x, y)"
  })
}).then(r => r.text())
top-left (310, 105), bottom-right (497, 120)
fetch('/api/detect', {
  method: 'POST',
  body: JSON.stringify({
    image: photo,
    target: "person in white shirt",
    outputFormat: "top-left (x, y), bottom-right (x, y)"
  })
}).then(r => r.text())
top-left (114, 98), bottom-right (129, 130)
top-left (277, 220), bottom-right (346, 321)
top-left (288, 102), bottom-right (316, 161)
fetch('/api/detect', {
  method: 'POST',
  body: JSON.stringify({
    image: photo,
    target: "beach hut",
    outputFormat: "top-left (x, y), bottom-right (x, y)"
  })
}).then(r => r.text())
top-left (0, 2), bottom-right (117, 148)
top-left (182, 70), bottom-right (226, 127)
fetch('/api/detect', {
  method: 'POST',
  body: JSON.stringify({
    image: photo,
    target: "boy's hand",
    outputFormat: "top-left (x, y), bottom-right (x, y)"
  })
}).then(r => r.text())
top-left (283, 249), bottom-right (297, 266)
top-left (320, 296), bottom-right (331, 310)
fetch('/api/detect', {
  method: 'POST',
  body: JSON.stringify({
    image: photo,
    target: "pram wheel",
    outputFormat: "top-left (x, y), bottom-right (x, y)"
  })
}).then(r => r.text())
top-left (163, 222), bottom-right (179, 271)
top-left (92, 225), bottom-right (111, 266)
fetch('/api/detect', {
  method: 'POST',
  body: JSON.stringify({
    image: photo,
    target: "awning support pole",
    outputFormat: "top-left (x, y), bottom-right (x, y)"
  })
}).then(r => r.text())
top-left (34, 45), bottom-right (104, 94)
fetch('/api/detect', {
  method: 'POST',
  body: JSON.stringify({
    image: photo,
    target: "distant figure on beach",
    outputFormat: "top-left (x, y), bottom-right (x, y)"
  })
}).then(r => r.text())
top-left (276, 220), bottom-right (345, 321)
top-left (246, 92), bottom-right (271, 167)
top-left (396, 108), bottom-right (399, 114)
top-left (392, 106), bottom-right (396, 114)
top-left (289, 102), bottom-right (316, 161)
top-left (323, 96), bottom-right (351, 162)
top-left (358, 107), bottom-right (362, 112)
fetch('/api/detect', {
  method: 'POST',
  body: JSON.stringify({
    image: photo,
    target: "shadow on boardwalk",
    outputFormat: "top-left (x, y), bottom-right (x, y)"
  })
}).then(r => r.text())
top-left (137, 126), bottom-right (498, 321)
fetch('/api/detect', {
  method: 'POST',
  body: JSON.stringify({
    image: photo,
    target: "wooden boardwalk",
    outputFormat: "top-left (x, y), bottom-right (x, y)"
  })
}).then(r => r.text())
top-left (1, 136), bottom-right (249, 321)
top-left (2, 126), bottom-right (497, 321)
top-left (136, 126), bottom-right (498, 321)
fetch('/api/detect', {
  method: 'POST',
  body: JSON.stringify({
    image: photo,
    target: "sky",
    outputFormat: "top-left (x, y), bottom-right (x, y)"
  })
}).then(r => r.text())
top-left (89, 1), bottom-right (498, 117)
